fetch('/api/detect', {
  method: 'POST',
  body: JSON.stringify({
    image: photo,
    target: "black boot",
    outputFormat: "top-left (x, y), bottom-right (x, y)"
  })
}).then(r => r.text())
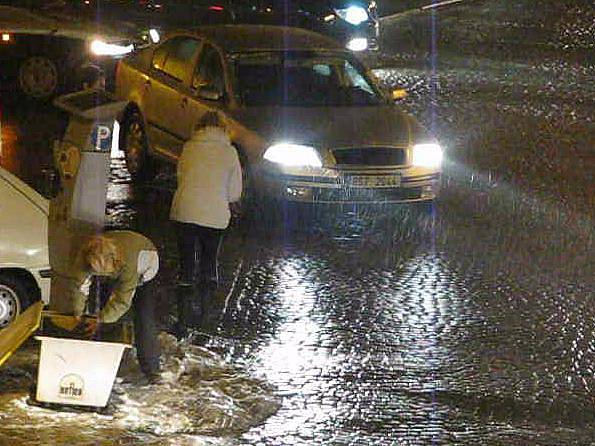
top-left (175, 284), bottom-right (195, 340)
top-left (188, 285), bottom-right (206, 329)
top-left (196, 281), bottom-right (221, 335)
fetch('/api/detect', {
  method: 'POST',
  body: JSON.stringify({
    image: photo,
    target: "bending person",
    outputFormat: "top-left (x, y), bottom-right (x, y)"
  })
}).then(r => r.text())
top-left (53, 230), bottom-right (161, 382)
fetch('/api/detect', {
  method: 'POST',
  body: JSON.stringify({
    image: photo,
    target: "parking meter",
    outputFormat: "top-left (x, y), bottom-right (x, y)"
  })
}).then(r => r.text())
top-left (48, 90), bottom-right (127, 324)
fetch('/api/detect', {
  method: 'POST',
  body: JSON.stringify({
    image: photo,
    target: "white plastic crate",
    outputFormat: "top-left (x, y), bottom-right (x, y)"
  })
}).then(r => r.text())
top-left (35, 336), bottom-right (129, 407)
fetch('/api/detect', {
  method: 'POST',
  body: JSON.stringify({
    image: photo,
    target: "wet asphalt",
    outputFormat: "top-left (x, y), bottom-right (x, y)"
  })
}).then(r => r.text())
top-left (1, 0), bottom-right (594, 444)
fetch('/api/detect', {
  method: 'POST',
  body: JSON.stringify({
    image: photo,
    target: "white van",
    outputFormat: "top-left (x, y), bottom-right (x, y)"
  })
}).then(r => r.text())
top-left (0, 167), bottom-right (50, 328)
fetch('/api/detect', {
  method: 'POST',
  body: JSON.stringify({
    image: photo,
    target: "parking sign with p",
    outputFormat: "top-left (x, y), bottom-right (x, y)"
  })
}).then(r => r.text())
top-left (90, 124), bottom-right (112, 152)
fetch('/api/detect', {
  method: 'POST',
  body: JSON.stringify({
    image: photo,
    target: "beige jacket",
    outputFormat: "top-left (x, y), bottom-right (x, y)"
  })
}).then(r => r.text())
top-left (51, 230), bottom-right (158, 323)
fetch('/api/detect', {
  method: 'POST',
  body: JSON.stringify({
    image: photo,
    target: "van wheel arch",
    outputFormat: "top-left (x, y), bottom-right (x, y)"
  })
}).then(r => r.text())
top-left (0, 269), bottom-right (40, 328)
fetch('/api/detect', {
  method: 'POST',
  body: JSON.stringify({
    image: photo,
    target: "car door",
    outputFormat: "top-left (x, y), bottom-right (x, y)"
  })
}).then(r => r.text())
top-left (144, 36), bottom-right (202, 160)
top-left (177, 42), bottom-right (230, 145)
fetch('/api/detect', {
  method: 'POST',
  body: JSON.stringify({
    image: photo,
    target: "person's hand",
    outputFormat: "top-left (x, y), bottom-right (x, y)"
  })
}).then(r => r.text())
top-left (230, 201), bottom-right (242, 218)
top-left (83, 318), bottom-right (100, 338)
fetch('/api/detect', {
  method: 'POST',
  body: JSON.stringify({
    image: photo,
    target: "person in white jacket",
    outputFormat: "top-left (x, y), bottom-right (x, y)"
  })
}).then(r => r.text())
top-left (170, 111), bottom-right (242, 292)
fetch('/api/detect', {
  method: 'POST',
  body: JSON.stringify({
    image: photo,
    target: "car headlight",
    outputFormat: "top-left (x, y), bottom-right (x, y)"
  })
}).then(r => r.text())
top-left (412, 143), bottom-right (443, 168)
top-left (335, 6), bottom-right (369, 25)
top-left (149, 28), bottom-right (160, 44)
top-left (263, 143), bottom-right (323, 168)
top-left (346, 38), bottom-right (368, 52)
top-left (90, 39), bottom-right (134, 57)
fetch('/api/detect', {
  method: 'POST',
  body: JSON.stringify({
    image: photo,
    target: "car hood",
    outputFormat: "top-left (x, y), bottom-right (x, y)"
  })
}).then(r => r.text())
top-left (0, 168), bottom-right (49, 216)
top-left (229, 105), bottom-right (415, 151)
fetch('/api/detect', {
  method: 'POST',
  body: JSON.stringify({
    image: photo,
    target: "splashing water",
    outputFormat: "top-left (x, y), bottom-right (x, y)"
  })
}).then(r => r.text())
top-left (0, 333), bottom-right (281, 445)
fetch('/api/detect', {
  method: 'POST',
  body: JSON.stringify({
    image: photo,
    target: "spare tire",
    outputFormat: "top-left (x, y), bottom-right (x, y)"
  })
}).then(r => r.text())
top-left (18, 55), bottom-right (60, 100)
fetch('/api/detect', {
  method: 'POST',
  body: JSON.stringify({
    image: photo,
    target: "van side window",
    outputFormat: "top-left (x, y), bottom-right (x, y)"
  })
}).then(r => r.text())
top-left (192, 44), bottom-right (225, 93)
top-left (152, 37), bottom-right (201, 81)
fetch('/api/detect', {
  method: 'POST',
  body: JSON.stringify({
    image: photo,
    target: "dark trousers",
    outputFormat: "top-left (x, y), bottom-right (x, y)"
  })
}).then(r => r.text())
top-left (176, 221), bottom-right (224, 285)
top-left (131, 282), bottom-right (160, 375)
top-left (96, 278), bottom-right (160, 375)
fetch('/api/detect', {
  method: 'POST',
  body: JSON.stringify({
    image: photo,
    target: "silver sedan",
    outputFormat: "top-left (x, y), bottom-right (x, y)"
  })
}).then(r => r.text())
top-left (116, 25), bottom-right (443, 204)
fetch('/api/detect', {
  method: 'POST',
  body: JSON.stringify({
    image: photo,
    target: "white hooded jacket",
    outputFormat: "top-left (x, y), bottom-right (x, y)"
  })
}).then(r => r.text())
top-left (170, 127), bottom-right (242, 229)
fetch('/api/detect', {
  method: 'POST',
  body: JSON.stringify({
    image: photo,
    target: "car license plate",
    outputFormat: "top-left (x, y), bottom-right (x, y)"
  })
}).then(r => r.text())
top-left (349, 174), bottom-right (401, 187)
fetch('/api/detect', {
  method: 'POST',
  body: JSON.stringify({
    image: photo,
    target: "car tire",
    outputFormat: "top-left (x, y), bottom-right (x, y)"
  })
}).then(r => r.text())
top-left (235, 155), bottom-right (284, 230)
top-left (234, 148), bottom-right (261, 220)
top-left (0, 274), bottom-right (32, 329)
top-left (240, 159), bottom-right (255, 208)
top-left (121, 111), bottom-right (155, 182)
top-left (18, 55), bottom-right (61, 100)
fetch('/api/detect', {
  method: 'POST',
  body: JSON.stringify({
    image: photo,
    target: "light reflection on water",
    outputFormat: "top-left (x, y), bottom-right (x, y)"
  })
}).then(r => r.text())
top-left (219, 222), bottom-right (594, 445)
top-left (241, 257), bottom-right (349, 441)
top-left (244, 253), bottom-right (463, 445)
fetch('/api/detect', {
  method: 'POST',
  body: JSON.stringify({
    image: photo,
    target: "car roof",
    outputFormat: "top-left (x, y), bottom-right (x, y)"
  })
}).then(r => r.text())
top-left (169, 25), bottom-right (345, 54)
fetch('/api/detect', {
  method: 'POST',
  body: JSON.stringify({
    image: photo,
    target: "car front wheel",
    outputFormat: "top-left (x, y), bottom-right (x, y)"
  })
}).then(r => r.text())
top-left (234, 150), bottom-right (271, 225)
top-left (121, 111), bottom-right (154, 181)
top-left (0, 275), bottom-right (31, 329)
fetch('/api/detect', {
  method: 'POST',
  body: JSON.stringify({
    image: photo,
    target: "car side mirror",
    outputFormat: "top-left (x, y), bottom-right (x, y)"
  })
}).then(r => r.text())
top-left (41, 166), bottom-right (60, 199)
top-left (197, 86), bottom-right (223, 101)
top-left (392, 88), bottom-right (408, 100)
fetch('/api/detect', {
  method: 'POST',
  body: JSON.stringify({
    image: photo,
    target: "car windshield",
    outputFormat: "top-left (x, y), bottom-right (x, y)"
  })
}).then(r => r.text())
top-left (234, 51), bottom-right (384, 107)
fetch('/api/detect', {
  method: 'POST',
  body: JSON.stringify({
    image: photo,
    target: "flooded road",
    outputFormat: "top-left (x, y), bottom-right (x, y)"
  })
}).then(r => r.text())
top-left (1, 0), bottom-right (595, 444)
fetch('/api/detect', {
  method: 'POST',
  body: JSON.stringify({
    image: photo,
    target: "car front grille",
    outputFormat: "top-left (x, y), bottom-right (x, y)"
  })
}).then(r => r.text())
top-left (332, 147), bottom-right (407, 167)
top-left (314, 187), bottom-right (423, 203)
